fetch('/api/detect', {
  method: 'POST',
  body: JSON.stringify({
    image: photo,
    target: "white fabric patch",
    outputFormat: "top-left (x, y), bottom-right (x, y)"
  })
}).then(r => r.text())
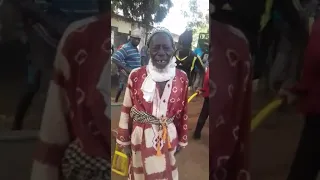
top-left (178, 141), bottom-right (188, 147)
top-left (132, 151), bottom-right (143, 168)
top-left (123, 87), bottom-right (133, 107)
top-left (39, 82), bottom-right (69, 145)
top-left (169, 148), bottom-right (177, 166)
top-left (131, 126), bottom-right (143, 145)
top-left (144, 155), bottom-right (166, 175)
top-left (167, 123), bottom-right (177, 143)
top-left (144, 127), bottom-right (155, 148)
top-left (118, 112), bottom-right (129, 129)
top-left (116, 139), bottom-right (130, 146)
top-left (133, 173), bottom-right (145, 180)
top-left (172, 168), bottom-right (179, 180)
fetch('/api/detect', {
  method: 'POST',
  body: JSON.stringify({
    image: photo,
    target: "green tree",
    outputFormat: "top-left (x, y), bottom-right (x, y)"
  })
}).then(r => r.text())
top-left (182, 0), bottom-right (209, 48)
top-left (112, 0), bottom-right (173, 27)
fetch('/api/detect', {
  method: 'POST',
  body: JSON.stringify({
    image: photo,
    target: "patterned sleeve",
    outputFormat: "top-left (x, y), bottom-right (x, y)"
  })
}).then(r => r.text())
top-left (177, 78), bottom-right (189, 147)
top-left (209, 21), bottom-right (252, 177)
top-left (30, 17), bottom-right (97, 180)
top-left (30, 23), bottom-right (71, 180)
top-left (290, 19), bottom-right (320, 95)
top-left (116, 72), bottom-right (134, 149)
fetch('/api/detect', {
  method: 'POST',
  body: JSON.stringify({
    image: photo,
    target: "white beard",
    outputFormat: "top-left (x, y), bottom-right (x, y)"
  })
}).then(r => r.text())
top-left (141, 57), bottom-right (177, 102)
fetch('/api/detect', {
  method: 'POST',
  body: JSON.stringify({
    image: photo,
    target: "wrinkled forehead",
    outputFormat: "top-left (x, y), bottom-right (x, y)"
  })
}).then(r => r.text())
top-left (148, 32), bottom-right (174, 47)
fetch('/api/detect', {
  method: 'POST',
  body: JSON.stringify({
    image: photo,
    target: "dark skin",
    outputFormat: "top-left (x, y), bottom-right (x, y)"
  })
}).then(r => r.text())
top-left (148, 33), bottom-right (174, 97)
top-left (130, 37), bottom-right (141, 47)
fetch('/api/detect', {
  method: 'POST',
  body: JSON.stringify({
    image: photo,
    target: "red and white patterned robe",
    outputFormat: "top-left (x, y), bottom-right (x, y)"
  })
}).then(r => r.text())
top-left (209, 20), bottom-right (252, 180)
top-left (30, 14), bottom-right (111, 180)
top-left (116, 66), bottom-right (189, 180)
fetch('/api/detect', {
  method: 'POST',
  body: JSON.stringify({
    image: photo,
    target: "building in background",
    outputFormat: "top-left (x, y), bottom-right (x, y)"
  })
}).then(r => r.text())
top-left (111, 13), bottom-right (151, 50)
top-left (111, 13), bottom-right (179, 50)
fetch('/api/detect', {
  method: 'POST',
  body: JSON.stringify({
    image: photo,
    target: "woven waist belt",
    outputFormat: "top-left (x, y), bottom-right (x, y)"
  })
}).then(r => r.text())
top-left (61, 140), bottom-right (110, 180)
top-left (130, 106), bottom-right (174, 125)
top-left (130, 106), bottom-right (175, 155)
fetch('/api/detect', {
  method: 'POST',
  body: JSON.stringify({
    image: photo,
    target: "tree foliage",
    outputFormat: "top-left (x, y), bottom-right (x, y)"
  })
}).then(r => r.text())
top-left (181, 0), bottom-right (209, 48)
top-left (111, 0), bottom-right (173, 27)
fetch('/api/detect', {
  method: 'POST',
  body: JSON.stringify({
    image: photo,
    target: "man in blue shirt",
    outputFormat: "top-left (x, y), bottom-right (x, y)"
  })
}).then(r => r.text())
top-left (112, 29), bottom-right (141, 102)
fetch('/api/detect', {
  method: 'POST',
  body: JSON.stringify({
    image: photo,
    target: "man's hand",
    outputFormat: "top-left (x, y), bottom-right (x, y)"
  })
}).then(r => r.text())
top-left (196, 88), bottom-right (203, 95)
top-left (123, 146), bottom-right (132, 157)
top-left (278, 88), bottom-right (298, 105)
top-left (111, 58), bottom-right (131, 76)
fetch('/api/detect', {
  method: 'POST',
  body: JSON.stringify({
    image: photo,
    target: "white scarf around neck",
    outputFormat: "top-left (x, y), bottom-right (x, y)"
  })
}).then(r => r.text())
top-left (141, 57), bottom-right (177, 102)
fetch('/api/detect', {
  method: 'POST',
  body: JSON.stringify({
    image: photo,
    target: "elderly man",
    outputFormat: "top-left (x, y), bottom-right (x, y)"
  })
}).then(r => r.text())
top-left (112, 29), bottom-right (141, 103)
top-left (116, 27), bottom-right (189, 180)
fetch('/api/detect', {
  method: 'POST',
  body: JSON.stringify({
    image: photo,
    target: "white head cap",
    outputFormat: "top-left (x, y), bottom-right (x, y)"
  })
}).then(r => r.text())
top-left (131, 29), bottom-right (141, 38)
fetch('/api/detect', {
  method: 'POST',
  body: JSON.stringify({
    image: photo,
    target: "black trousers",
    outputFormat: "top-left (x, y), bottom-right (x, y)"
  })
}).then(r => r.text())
top-left (287, 114), bottom-right (320, 180)
top-left (12, 70), bottom-right (41, 130)
top-left (254, 20), bottom-right (280, 79)
top-left (194, 97), bottom-right (209, 135)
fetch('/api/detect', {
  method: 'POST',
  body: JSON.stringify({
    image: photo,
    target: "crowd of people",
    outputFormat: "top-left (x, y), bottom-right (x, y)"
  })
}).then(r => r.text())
top-left (111, 28), bottom-right (209, 103)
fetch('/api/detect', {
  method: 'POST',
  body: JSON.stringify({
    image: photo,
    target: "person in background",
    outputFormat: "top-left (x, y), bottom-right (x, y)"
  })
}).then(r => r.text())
top-left (201, 41), bottom-right (209, 68)
top-left (11, 4), bottom-right (57, 130)
top-left (194, 46), bottom-right (203, 58)
top-left (30, 1), bottom-right (111, 179)
top-left (12, 57), bottom-right (42, 130)
top-left (112, 29), bottom-right (141, 103)
top-left (116, 27), bottom-right (189, 180)
top-left (193, 67), bottom-right (209, 139)
top-left (253, 0), bottom-right (275, 80)
top-left (279, 17), bottom-right (320, 180)
top-left (174, 30), bottom-right (205, 89)
top-left (140, 45), bottom-right (150, 66)
top-left (269, 0), bottom-right (317, 91)
top-left (192, 45), bottom-right (205, 89)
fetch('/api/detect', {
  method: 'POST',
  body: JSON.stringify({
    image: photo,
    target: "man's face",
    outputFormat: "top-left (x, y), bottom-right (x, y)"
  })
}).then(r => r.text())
top-left (131, 37), bottom-right (140, 47)
top-left (149, 33), bottom-right (174, 69)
